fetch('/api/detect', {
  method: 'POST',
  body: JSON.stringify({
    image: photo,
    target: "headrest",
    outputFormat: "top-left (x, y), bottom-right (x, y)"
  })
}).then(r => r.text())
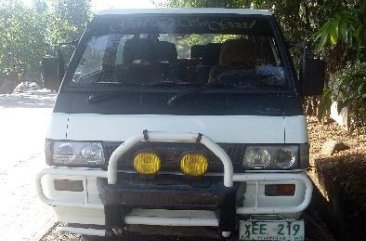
top-left (205, 43), bottom-right (221, 65)
top-left (191, 44), bottom-right (222, 65)
top-left (191, 45), bottom-right (205, 60)
top-left (219, 39), bottom-right (257, 67)
top-left (155, 41), bottom-right (177, 63)
top-left (123, 38), bottom-right (156, 64)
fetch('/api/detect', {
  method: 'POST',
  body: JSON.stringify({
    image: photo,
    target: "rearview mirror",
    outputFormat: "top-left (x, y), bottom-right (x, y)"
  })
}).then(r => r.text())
top-left (300, 50), bottom-right (326, 96)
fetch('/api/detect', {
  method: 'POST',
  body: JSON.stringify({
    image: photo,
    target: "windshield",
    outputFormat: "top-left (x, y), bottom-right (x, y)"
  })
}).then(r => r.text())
top-left (69, 15), bottom-right (287, 91)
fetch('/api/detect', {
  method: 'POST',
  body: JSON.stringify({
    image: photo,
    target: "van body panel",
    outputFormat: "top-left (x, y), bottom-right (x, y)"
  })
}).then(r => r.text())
top-left (47, 113), bottom-right (307, 144)
top-left (65, 114), bottom-right (284, 143)
top-left (284, 115), bottom-right (308, 143)
top-left (46, 113), bottom-right (69, 139)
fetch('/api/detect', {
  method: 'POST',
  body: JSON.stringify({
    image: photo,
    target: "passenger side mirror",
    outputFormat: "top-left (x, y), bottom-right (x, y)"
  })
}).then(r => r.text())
top-left (299, 47), bottom-right (326, 96)
top-left (41, 47), bottom-right (65, 91)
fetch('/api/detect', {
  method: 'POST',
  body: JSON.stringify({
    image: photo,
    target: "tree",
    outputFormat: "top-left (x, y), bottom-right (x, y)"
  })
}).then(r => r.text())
top-left (46, 0), bottom-right (92, 66)
top-left (0, 0), bottom-right (48, 79)
top-left (0, 0), bottom-right (92, 85)
top-left (33, 0), bottom-right (48, 14)
top-left (47, 0), bottom-right (92, 44)
top-left (314, 1), bottom-right (366, 66)
top-left (314, 1), bottom-right (366, 129)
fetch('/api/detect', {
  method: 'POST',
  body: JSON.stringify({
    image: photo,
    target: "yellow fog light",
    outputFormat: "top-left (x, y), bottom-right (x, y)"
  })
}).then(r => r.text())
top-left (133, 152), bottom-right (161, 174)
top-left (180, 153), bottom-right (208, 176)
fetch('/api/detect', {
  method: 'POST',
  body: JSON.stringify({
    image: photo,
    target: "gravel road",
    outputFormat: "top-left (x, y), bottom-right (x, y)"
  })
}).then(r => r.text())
top-left (0, 91), bottom-right (56, 241)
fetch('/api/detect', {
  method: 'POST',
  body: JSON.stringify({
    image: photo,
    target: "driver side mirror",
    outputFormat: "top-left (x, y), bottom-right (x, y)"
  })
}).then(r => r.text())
top-left (41, 40), bottom-right (77, 92)
top-left (41, 47), bottom-right (65, 91)
top-left (299, 48), bottom-right (326, 96)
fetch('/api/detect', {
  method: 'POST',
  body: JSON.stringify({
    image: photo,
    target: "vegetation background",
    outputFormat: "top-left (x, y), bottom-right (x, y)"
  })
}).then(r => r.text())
top-left (0, 0), bottom-right (91, 92)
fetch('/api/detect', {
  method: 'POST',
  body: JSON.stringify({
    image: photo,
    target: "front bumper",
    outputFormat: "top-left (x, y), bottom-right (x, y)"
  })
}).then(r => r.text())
top-left (98, 178), bottom-right (235, 209)
top-left (98, 177), bottom-right (237, 232)
top-left (36, 131), bottom-right (313, 238)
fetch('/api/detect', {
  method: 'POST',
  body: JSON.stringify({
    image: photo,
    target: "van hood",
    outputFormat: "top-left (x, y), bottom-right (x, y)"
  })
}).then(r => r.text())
top-left (47, 113), bottom-right (307, 144)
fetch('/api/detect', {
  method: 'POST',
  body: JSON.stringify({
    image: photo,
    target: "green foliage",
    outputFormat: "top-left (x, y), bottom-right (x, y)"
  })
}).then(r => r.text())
top-left (0, 0), bottom-right (48, 77)
top-left (0, 0), bottom-right (91, 81)
top-left (318, 88), bottom-right (333, 120)
top-left (314, 7), bottom-right (365, 53)
top-left (334, 63), bottom-right (366, 129)
top-left (47, 0), bottom-right (92, 44)
top-left (313, 1), bottom-right (366, 125)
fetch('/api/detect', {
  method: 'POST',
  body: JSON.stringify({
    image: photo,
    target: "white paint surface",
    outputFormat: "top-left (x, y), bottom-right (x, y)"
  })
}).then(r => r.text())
top-left (64, 114), bottom-right (286, 143)
top-left (48, 113), bottom-right (308, 144)
top-left (284, 115), bottom-right (308, 143)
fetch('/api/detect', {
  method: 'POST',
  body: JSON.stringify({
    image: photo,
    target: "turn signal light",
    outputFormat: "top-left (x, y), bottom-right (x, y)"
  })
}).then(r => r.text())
top-left (133, 152), bottom-right (161, 175)
top-left (180, 153), bottom-right (208, 176)
top-left (54, 179), bottom-right (83, 192)
top-left (265, 184), bottom-right (295, 196)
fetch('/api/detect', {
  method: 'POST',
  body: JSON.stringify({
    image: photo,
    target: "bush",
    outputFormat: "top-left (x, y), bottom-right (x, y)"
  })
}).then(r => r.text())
top-left (333, 63), bottom-right (366, 131)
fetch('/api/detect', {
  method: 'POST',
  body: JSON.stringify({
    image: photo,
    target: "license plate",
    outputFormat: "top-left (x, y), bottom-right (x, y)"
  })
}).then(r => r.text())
top-left (239, 220), bottom-right (304, 241)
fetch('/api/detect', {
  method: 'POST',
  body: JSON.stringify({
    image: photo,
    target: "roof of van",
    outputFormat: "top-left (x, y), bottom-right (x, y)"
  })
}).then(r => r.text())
top-left (96, 8), bottom-right (272, 16)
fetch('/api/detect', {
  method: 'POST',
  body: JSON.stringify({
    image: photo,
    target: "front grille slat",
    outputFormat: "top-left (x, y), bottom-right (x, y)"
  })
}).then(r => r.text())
top-left (103, 142), bottom-right (246, 172)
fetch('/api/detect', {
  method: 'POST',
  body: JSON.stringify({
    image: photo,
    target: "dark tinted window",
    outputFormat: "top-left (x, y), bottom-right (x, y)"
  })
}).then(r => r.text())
top-left (71, 15), bottom-right (285, 90)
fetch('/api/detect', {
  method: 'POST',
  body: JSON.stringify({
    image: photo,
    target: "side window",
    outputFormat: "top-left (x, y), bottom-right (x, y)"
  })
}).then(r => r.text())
top-left (73, 35), bottom-right (108, 82)
top-left (73, 34), bottom-right (135, 83)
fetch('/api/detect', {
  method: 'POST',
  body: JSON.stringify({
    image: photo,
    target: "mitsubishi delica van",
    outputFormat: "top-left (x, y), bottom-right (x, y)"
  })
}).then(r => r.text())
top-left (37, 8), bottom-right (325, 241)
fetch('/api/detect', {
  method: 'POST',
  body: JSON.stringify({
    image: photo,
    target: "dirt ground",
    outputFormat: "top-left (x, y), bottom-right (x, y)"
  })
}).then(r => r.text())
top-left (307, 117), bottom-right (366, 197)
top-left (39, 117), bottom-right (366, 241)
top-left (307, 117), bottom-right (366, 241)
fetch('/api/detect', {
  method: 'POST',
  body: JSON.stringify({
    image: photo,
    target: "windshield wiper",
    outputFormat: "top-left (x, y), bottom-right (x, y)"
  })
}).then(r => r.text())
top-left (167, 82), bottom-right (220, 106)
top-left (88, 92), bottom-right (124, 104)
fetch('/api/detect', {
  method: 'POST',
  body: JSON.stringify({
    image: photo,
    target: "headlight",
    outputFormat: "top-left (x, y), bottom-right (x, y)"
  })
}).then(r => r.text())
top-left (47, 140), bottom-right (105, 167)
top-left (180, 153), bottom-right (208, 176)
top-left (133, 152), bottom-right (161, 175)
top-left (244, 147), bottom-right (271, 169)
top-left (274, 147), bottom-right (297, 169)
top-left (243, 145), bottom-right (299, 169)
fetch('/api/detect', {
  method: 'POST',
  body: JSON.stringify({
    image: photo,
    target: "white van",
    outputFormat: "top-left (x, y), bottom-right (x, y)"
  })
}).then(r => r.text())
top-left (37, 8), bottom-right (325, 241)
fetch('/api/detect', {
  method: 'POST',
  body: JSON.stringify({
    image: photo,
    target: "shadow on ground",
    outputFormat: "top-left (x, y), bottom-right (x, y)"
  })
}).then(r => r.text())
top-left (315, 153), bottom-right (366, 241)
